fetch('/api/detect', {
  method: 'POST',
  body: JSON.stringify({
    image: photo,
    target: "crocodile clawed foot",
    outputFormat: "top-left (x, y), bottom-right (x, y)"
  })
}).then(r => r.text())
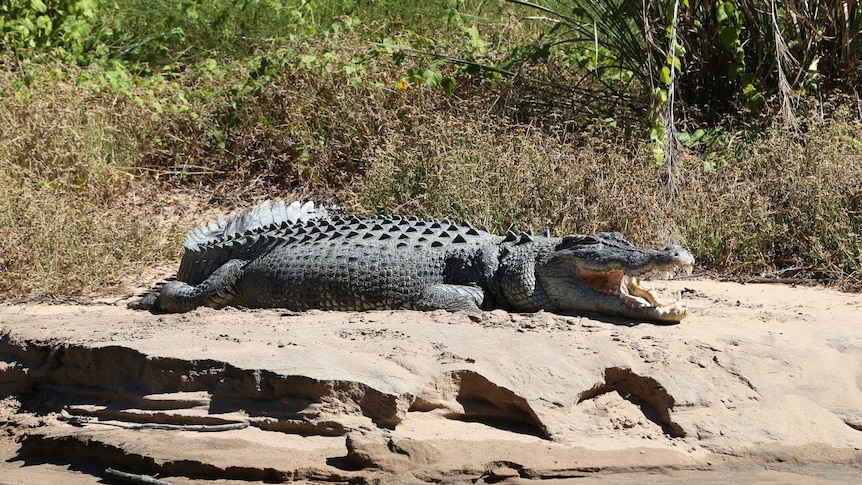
top-left (127, 292), bottom-right (158, 311)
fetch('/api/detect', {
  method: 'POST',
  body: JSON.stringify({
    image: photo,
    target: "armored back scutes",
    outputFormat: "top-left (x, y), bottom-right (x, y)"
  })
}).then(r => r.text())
top-left (182, 200), bottom-right (327, 251)
top-left (177, 200), bottom-right (328, 284)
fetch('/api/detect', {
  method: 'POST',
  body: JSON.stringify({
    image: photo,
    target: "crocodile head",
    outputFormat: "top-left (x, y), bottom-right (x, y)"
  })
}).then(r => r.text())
top-left (536, 233), bottom-right (694, 323)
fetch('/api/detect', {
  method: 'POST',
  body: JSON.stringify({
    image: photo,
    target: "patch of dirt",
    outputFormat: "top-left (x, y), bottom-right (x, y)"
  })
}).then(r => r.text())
top-left (2, 279), bottom-right (862, 483)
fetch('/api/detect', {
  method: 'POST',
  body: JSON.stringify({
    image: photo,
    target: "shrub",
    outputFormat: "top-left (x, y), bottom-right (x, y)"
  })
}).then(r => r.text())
top-left (0, 0), bottom-right (98, 64)
top-left (506, 0), bottom-right (862, 120)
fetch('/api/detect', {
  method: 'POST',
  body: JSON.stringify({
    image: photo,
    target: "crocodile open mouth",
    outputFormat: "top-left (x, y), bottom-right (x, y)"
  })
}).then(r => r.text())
top-left (575, 265), bottom-right (692, 310)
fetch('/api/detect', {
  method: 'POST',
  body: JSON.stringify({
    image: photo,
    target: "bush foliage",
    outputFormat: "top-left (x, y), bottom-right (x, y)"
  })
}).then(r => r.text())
top-left (507, 0), bottom-right (861, 118)
top-left (0, 0), bottom-right (97, 63)
top-left (1, 0), bottom-right (862, 298)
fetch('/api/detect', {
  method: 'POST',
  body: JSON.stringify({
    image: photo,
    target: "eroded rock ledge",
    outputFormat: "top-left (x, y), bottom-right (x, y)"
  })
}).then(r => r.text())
top-left (2, 279), bottom-right (862, 482)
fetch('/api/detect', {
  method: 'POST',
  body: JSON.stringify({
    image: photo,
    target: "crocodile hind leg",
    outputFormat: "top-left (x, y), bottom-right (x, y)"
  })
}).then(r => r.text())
top-left (414, 284), bottom-right (486, 312)
top-left (130, 259), bottom-right (246, 313)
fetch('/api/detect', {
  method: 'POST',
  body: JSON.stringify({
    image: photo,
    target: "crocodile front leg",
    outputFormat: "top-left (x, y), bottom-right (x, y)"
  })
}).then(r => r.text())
top-left (414, 284), bottom-right (485, 312)
top-left (130, 259), bottom-right (246, 313)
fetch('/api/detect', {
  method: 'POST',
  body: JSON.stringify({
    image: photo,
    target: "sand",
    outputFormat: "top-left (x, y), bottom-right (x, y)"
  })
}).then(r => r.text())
top-left (1, 278), bottom-right (861, 483)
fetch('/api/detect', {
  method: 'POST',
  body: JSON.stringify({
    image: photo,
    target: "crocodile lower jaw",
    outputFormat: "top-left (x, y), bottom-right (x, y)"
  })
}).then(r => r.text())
top-left (575, 267), bottom-right (690, 316)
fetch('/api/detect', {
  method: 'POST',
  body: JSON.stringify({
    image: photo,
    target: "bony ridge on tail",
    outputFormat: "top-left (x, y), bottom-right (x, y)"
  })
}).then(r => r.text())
top-left (130, 200), bottom-right (695, 323)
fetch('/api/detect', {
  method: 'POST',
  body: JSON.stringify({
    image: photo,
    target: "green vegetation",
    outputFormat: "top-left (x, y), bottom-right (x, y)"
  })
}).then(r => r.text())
top-left (2, 0), bottom-right (861, 299)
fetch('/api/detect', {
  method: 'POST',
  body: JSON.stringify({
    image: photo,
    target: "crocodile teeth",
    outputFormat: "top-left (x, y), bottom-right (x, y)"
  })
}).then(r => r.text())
top-left (617, 275), bottom-right (663, 308)
top-left (577, 268), bottom-right (688, 312)
top-left (660, 270), bottom-right (671, 280)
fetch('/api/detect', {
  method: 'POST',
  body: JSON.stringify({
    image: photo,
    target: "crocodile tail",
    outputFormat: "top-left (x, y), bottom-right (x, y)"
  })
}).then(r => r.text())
top-left (177, 200), bottom-right (328, 284)
top-left (182, 200), bottom-right (325, 251)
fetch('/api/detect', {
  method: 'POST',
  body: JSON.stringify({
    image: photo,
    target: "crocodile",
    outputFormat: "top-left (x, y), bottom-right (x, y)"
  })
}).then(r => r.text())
top-left (131, 200), bottom-right (695, 322)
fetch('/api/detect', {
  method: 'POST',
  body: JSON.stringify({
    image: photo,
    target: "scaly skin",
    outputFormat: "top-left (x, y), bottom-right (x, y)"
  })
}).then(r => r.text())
top-left (130, 201), bottom-right (695, 322)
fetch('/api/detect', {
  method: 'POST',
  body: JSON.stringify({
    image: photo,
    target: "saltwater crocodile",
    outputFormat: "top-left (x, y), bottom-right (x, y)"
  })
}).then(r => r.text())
top-left (131, 201), bottom-right (694, 322)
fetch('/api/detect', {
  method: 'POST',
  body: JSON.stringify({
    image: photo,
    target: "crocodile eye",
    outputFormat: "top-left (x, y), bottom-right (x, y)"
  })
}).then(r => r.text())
top-left (596, 231), bottom-right (625, 241)
top-left (561, 235), bottom-right (599, 247)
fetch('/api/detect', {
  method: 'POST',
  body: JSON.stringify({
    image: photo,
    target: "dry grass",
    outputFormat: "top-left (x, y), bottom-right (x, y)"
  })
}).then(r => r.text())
top-left (2, 46), bottom-right (862, 300)
top-left (675, 112), bottom-right (862, 288)
top-left (0, 62), bottom-right (184, 298)
top-left (351, 106), bottom-right (671, 240)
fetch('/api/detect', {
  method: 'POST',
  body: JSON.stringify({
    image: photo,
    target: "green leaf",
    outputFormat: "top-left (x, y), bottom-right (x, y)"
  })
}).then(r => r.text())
top-left (322, 51), bottom-right (338, 64)
top-left (464, 25), bottom-right (487, 52)
top-left (440, 76), bottom-right (455, 96)
top-left (35, 15), bottom-right (51, 34)
top-left (649, 122), bottom-right (666, 142)
top-left (659, 66), bottom-right (671, 85)
top-left (530, 43), bottom-right (551, 63)
top-left (677, 129), bottom-right (707, 148)
top-left (423, 69), bottom-right (442, 87)
top-left (727, 62), bottom-right (745, 80)
top-left (651, 144), bottom-right (665, 165)
top-left (668, 55), bottom-right (681, 73)
top-left (300, 54), bottom-right (317, 68)
top-left (30, 0), bottom-right (47, 13)
top-left (406, 67), bottom-right (422, 83)
top-left (381, 38), bottom-right (402, 55)
top-left (19, 17), bottom-right (36, 33)
top-left (718, 25), bottom-right (739, 48)
top-left (716, 3), bottom-right (729, 23)
top-left (743, 84), bottom-right (765, 110)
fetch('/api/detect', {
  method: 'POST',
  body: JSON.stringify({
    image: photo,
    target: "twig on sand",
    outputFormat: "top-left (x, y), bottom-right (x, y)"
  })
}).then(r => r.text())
top-left (99, 421), bottom-right (250, 432)
top-left (58, 410), bottom-right (250, 432)
top-left (105, 467), bottom-right (173, 485)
